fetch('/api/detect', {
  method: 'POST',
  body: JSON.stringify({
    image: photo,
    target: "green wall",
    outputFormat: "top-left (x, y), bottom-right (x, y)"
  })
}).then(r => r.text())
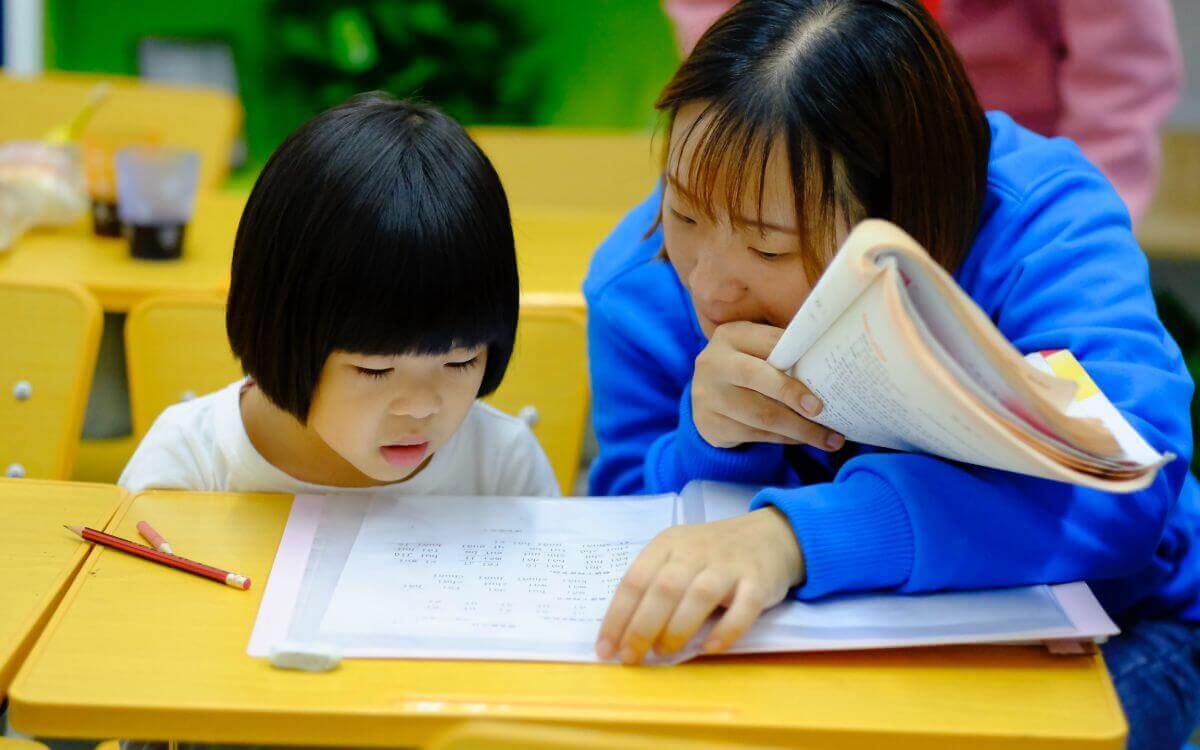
top-left (46, 0), bottom-right (680, 178)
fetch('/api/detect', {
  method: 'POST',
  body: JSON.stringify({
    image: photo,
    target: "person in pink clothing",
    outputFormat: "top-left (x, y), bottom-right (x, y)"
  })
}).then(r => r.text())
top-left (664, 0), bottom-right (1183, 223)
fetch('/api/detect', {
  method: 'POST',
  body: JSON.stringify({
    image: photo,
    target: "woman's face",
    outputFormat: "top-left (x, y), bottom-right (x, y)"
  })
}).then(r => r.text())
top-left (663, 101), bottom-right (835, 338)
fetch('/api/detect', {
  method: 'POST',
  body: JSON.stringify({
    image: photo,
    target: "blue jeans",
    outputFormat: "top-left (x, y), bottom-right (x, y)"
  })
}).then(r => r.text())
top-left (1102, 619), bottom-right (1200, 750)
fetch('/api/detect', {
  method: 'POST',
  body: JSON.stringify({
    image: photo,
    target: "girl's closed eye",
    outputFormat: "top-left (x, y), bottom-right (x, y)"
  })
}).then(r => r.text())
top-left (447, 355), bottom-right (481, 370)
top-left (355, 366), bottom-right (393, 379)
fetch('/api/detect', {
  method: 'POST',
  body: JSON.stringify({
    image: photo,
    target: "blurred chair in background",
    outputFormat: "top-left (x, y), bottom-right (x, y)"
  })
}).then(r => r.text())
top-left (0, 279), bottom-right (101, 480)
top-left (0, 71), bottom-right (242, 190)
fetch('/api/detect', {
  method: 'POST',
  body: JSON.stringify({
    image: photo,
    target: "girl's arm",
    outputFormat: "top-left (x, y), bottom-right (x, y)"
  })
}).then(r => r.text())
top-left (755, 164), bottom-right (1194, 600)
top-left (1054, 0), bottom-right (1183, 223)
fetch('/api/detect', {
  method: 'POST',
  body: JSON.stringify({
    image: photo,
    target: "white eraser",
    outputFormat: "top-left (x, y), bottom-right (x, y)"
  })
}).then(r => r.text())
top-left (268, 641), bottom-right (342, 672)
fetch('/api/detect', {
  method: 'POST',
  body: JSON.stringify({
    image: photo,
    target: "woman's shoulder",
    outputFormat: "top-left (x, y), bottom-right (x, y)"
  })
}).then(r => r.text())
top-left (983, 111), bottom-right (1128, 216)
top-left (959, 113), bottom-right (1149, 320)
top-left (584, 182), bottom-right (673, 304)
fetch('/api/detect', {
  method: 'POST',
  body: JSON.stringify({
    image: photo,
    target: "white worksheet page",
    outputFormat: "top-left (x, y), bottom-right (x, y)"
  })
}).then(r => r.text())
top-left (316, 494), bottom-right (676, 659)
top-left (248, 484), bottom-right (1118, 663)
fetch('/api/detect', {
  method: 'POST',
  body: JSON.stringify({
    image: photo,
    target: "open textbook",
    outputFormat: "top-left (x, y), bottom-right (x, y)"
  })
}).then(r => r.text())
top-left (767, 219), bottom-right (1172, 492)
top-left (249, 483), bottom-right (1117, 664)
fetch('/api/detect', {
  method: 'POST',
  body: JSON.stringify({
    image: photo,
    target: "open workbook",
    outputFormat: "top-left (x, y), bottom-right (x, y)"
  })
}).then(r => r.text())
top-left (249, 483), bottom-right (1117, 664)
top-left (766, 219), bottom-right (1172, 492)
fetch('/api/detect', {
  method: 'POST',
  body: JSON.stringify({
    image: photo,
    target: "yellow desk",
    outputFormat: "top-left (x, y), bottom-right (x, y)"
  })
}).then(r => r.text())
top-left (0, 479), bottom-right (125, 699)
top-left (0, 192), bottom-right (243, 313)
top-left (10, 491), bottom-right (1126, 748)
top-left (0, 194), bottom-right (616, 313)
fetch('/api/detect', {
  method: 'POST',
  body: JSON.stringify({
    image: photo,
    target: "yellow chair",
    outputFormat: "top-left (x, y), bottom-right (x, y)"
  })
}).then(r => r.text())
top-left (126, 295), bottom-right (589, 492)
top-left (487, 301), bottom-right (589, 493)
top-left (469, 127), bottom-right (661, 212)
top-left (0, 279), bottom-right (102, 479)
top-left (125, 294), bottom-right (240, 438)
top-left (0, 71), bottom-right (243, 190)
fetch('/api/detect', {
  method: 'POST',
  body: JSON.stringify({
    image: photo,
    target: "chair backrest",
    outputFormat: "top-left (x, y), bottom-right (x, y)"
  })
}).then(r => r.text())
top-left (0, 71), bottom-right (242, 190)
top-left (125, 294), bottom-right (241, 438)
top-left (0, 279), bottom-right (102, 479)
top-left (469, 127), bottom-right (660, 212)
top-left (126, 295), bottom-right (588, 493)
top-left (487, 300), bottom-right (589, 493)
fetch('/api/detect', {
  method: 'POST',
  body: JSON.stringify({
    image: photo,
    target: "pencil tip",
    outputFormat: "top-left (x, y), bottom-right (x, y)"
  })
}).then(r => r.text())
top-left (64, 525), bottom-right (83, 536)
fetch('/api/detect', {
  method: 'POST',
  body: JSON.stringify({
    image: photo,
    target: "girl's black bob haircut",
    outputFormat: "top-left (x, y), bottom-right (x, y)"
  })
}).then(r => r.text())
top-left (227, 92), bottom-right (518, 422)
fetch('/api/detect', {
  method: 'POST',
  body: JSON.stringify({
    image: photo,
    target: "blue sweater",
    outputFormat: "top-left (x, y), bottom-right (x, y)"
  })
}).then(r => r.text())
top-left (584, 112), bottom-right (1200, 622)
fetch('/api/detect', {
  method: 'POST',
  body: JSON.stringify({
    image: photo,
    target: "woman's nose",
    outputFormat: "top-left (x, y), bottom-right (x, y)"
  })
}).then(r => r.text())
top-left (688, 246), bottom-right (744, 304)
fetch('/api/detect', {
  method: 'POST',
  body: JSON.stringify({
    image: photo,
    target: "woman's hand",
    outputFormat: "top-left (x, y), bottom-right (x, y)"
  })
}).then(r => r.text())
top-left (595, 507), bottom-right (804, 664)
top-left (692, 321), bottom-right (844, 451)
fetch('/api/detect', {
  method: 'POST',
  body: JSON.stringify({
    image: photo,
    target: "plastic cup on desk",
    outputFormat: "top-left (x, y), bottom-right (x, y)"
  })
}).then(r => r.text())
top-left (83, 131), bottom-right (159, 237)
top-left (115, 146), bottom-right (199, 260)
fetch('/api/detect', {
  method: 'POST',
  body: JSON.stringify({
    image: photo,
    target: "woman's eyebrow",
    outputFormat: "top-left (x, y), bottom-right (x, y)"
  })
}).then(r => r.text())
top-left (665, 174), bottom-right (799, 235)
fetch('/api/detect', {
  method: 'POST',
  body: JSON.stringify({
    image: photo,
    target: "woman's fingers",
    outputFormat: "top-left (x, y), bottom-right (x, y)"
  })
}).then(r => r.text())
top-left (655, 569), bottom-right (737, 655)
top-left (595, 543), bottom-right (671, 660)
top-left (702, 580), bottom-right (769, 654)
top-left (710, 320), bottom-right (788, 359)
top-left (719, 387), bottom-right (843, 450)
top-left (726, 351), bottom-right (821, 418)
top-left (615, 559), bottom-right (703, 664)
top-left (702, 411), bottom-right (802, 447)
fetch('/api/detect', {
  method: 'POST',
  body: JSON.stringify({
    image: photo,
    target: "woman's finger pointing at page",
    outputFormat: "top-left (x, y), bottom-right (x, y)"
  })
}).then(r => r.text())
top-left (595, 543), bottom-right (669, 660)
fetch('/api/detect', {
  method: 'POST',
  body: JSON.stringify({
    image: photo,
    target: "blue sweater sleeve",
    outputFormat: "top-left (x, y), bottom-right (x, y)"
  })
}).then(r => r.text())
top-left (587, 294), bottom-right (801, 495)
top-left (752, 167), bottom-right (1195, 601)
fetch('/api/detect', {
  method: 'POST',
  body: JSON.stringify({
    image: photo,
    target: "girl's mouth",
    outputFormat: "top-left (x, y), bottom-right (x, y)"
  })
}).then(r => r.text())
top-left (380, 442), bottom-right (429, 468)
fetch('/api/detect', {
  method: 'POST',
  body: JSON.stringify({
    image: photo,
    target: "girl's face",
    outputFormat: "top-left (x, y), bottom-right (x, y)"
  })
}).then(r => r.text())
top-left (663, 102), bottom-right (834, 338)
top-left (307, 346), bottom-right (488, 483)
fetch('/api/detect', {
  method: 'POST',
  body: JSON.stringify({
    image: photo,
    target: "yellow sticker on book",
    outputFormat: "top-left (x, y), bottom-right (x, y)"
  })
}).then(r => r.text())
top-left (1044, 350), bottom-right (1101, 402)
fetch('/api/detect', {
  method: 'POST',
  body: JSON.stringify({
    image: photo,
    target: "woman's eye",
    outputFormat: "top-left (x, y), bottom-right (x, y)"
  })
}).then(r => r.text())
top-left (751, 248), bottom-right (784, 262)
top-left (355, 367), bottom-right (392, 379)
top-left (669, 208), bottom-right (696, 225)
top-left (447, 356), bottom-right (480, 370)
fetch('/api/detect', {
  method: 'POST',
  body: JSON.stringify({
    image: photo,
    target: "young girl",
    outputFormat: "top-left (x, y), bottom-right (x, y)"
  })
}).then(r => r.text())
top-left (120, 93), bottom-right (559, 500)
top-left (586, 2), bottom-right (1200, 747)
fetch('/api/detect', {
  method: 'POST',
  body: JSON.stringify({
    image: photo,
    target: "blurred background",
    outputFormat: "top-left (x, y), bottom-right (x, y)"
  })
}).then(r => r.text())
top-left (10, 0), bottom-right (683, 180)
top-left (0, 0), bottom-right (1197, 499)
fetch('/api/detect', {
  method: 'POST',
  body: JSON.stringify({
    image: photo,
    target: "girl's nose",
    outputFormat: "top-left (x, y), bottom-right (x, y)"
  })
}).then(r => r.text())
top-left (389, 384), bottom-right (441, 420)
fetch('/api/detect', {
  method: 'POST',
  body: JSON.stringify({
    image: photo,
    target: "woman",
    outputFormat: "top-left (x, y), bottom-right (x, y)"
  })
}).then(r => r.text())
top-left (585, 2), bottom-right (1200, 748)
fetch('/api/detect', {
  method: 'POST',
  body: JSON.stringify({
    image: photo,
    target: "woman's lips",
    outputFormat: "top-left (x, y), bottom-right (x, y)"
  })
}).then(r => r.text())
top-left (380, 442), bottom-right (429, 468)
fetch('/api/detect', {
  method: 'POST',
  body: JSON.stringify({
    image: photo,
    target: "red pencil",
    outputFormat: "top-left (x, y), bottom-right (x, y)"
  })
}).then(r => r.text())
top-left (65, 525), bottom-right (250, 590)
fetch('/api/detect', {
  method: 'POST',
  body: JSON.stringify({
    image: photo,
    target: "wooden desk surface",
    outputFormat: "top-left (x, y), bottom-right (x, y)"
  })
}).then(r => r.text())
top-left (0, 193), bottom-right (615, 313)
top-left (0, 479), bottom-right (125, 699)
top-left (0, 192), bottom-right (242, 312)
top-left (10, 490), bottom-right (1125, 748)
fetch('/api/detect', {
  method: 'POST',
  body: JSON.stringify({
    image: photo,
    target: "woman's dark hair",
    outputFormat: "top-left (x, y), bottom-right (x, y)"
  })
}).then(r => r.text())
top-left (657, 0), bottom-right (990, 281)
top-left (227, 92), bottom-right (518, 422)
